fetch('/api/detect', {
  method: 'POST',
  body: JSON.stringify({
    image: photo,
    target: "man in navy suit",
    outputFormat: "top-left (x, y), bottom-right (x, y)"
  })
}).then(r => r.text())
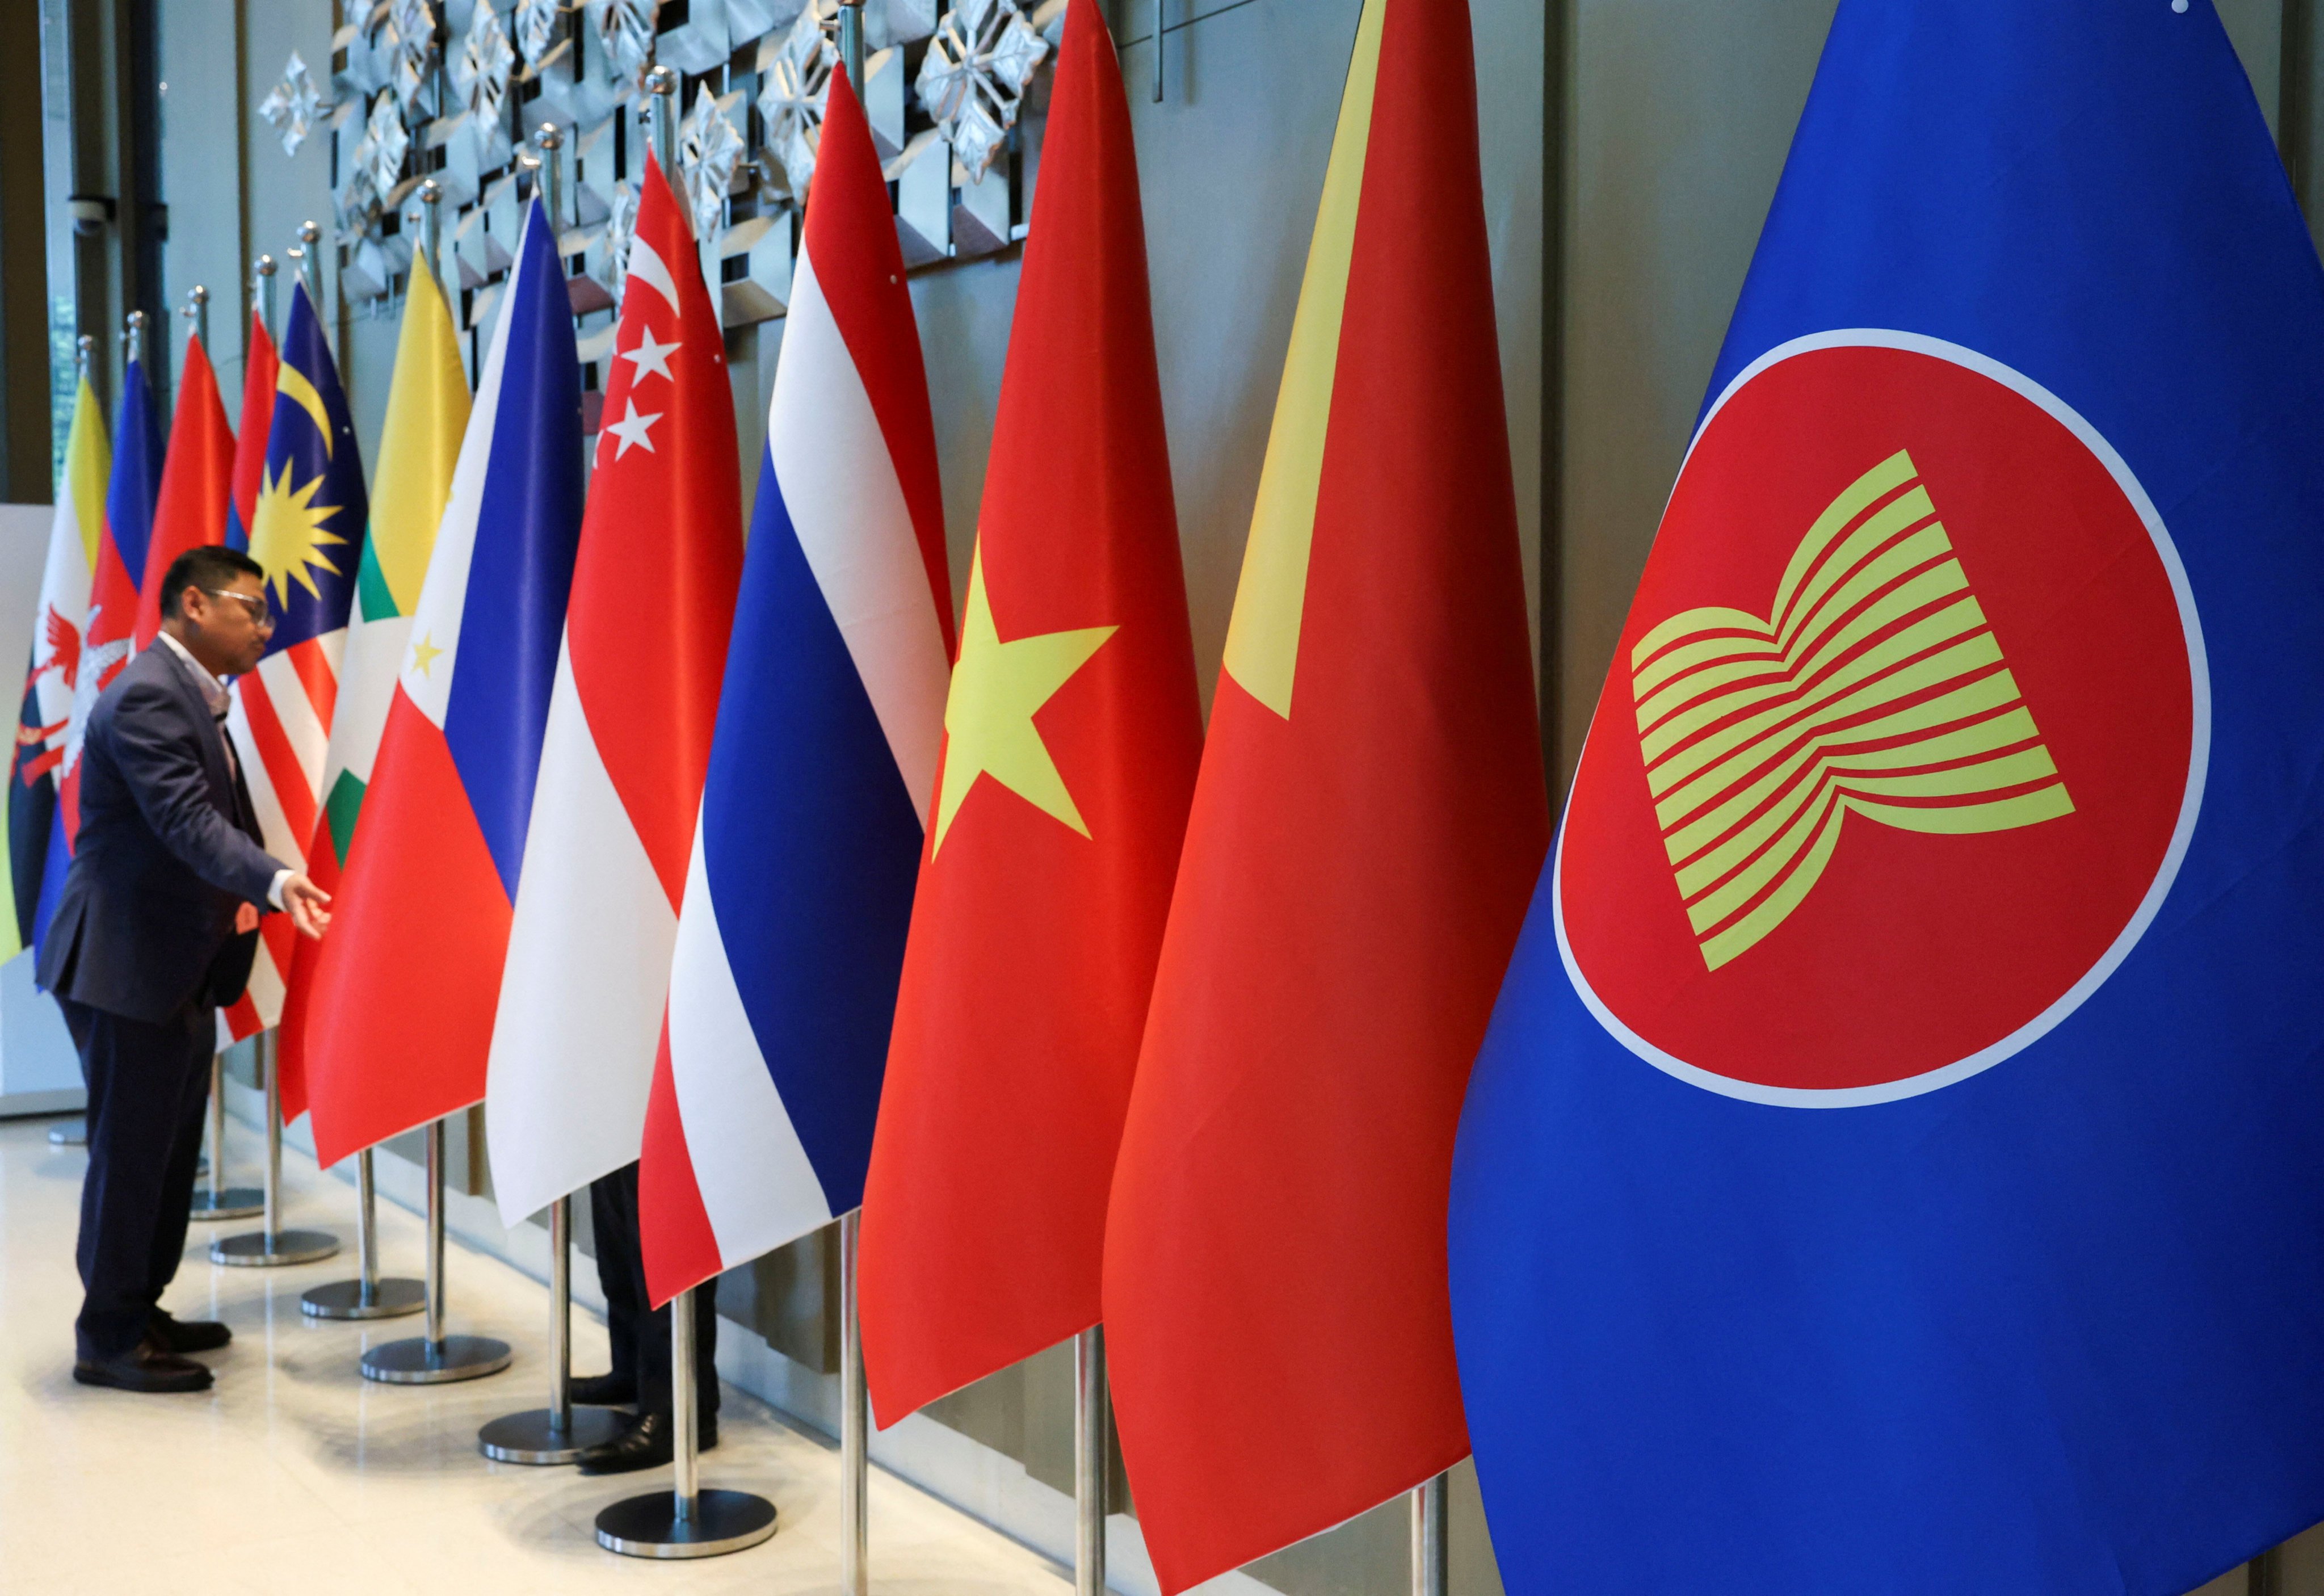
top-left (39, 545), bottom-right (331, 1393)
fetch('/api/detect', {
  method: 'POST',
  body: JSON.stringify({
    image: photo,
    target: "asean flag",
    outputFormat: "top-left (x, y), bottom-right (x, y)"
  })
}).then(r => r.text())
top-left (859, 0), bottom-right (1201, 1421)
top-left (637, 68), bottom-right (952, 1303)
top-left (133, 330), bottom-right (236, 650)
top-left (1099, 0), bottom-right (1550, 1586)
top-left (1451, 3), bottom-right (2324, 1594)
top-left (303, 204), bottom-right (582, 1168)
top-left (486, 156), bottom-right (743, 1229)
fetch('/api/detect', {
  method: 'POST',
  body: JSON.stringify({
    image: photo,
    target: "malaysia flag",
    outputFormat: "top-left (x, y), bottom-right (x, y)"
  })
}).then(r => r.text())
top-left (486, 156), bottom-right (743, 1229)
top-left (303, 202), bottom-right (582, 1169)
top-left (637, 66), bottom-right (955, 1304)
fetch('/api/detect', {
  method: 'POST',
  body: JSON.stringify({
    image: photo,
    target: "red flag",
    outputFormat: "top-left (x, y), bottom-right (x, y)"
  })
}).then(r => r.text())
top-left (859, 0), bottom-right (1202, 1421)
top-left (135, 333), bottom-right (236, 649)
top-left (226, 312), bottom-right (277, 550)
top-left (1098, 0), bottom-right (1550, 1586)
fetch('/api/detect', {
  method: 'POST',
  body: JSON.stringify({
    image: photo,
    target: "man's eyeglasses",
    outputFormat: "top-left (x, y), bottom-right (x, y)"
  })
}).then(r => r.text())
top-left (203, 589), bottom-right (275, 629)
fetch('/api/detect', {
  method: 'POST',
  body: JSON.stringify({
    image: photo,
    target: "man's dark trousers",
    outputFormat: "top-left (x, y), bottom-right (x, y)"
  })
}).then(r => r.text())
top-left (590, 1160), bottom-right (718, 1423)
top-left (62, 996), bottom-right (215, 1362)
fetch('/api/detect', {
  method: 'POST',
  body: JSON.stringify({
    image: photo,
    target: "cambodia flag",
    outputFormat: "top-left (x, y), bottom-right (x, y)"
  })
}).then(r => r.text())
top-left (304, 204), bottom-right (581, 1167)
top-left (224, 310), bottom-right (278, 553)
top-left (134, 331), bottom-right (236, 649)
top-left (859, 0), bottom-right (1202, 1419)
top-left (637, 69), bottom-right (952, 1304)
top-left (1451, 5), bottom-right (2324, 1594)
top-left (486, 158), bottom-right (742, 1229)
top-left (221, 282), bottom-right (367, 1048)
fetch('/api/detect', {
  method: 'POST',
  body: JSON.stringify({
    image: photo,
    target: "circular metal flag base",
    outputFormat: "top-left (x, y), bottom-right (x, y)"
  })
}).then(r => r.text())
top-left (188, 1187), bottom-right (264, 1221)
top-left (211, 1228), bottom-right (341, 1267)
top-left (362, 1334), bottom-right (512, 1385)
top-left (301, 1276), bottom-right (426, 1320)
top-left (595, 1489), bottom-right (776, 1559)
top-left (478, 1404), bottom-right (629, 1464)
top-left (47, 1118), bottom-right (86, 1146)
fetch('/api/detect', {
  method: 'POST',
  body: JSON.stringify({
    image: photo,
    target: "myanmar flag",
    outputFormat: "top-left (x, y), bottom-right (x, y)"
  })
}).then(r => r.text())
top-left (1099, 0), bottom-right (1550, 1587)
top-left (279, 250), bottom-right (469, 1119)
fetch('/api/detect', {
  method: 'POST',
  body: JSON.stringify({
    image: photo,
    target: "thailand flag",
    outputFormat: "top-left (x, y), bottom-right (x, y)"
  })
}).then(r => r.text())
top-left (638, 67), bottom-right (955, 1303)
top-left (486, 157), bottom-right (743, 1228)
top-left (303, 203), bottom-right (583, 1168)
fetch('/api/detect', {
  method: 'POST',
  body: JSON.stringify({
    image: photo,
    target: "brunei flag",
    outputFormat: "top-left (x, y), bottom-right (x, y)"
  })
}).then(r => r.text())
top-left (1099, 0), bottom-right (1549, 1586)
top-left (858, 0), bottom-right (1202, 1421)
top-left (133, 330), bottom-right (236, 649)
top-left (277, 250), bottom-right (468, 1121)
top-left (304, 205), bottom-right (581, 1167)
top-left (10, 379), bottom-right (106, 953)
top-left (222, 282), bottom-right (368, 1046)
top-left (225, 309), bottom-right (279, 553)
top-left (1451, 3), bottom-right (2324, 1593)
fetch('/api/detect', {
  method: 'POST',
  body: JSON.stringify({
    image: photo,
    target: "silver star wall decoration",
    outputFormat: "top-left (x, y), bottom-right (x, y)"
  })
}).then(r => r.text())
top-left (680, 84), bottom-right (747, 242)
top-left (757, 2), bottom-right (837, 200)
top-left (915, 0), bottom-right (1049, 180)
top-left (515, 0), bottom-right (565, 68)
top-left (389, 0), bottom-right (440, 112)
top-left (258, 51), bottom-right (325, 156)
top-left (365, 89), bottom-right (413, 198)
top-left (602, 179), bottom-right (640, 305)
top-left (454, 2), bottom-right (518, 126)
top-left (589, 0), bottom-right (662, 87)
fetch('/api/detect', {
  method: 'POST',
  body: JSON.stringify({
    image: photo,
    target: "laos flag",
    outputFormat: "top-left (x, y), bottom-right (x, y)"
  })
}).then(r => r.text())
top-left (1449, 4), bottom-right (2324, 1594)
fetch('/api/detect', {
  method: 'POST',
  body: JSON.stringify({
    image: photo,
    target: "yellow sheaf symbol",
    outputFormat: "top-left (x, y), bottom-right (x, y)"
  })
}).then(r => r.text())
top-left (1632, 448), bottom-right (2074, 971)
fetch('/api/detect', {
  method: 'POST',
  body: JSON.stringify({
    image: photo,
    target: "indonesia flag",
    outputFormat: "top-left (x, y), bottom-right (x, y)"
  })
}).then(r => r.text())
top-left (222, 281), bottom-right (369, 1046)
top-left (303, 205), bottom-right (581, 1169)
top-left (224, 310), bottom-right (278, 553)
top-left (134, 330), bottom-right (236, 649)
top-left (486, 156), bottom-right (743, 1228)
top-left (637, 66), bottom-right (954, 1303)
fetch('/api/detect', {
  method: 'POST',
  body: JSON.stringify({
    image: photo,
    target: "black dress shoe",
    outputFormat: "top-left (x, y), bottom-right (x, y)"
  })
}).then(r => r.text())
top-left (574, 1411), bottom-right (720, 1475)
top-left (567, 1371), bottom-right (637, 1407)
top-left (149, 1309), bottom-right (232, 1354)
top-left (74, 1338), bottom-right (214, 1394)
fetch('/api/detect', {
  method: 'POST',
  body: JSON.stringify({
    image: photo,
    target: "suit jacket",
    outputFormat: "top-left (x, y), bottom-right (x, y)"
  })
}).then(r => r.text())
top-left (37, 641), bottom-right (284, 1023)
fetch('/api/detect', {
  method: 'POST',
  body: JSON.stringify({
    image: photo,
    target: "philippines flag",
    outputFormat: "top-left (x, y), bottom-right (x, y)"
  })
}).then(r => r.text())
top-left (38, 345), bottom-right (163, 961)
top-left (638, 66), bottom-right (954, 1304)
top-left (224, 309), bottom-right (278, 553)
top-left (304, 204), bottom-right (582, 1169)
top-left (1451, 4), bottom-right (2324, 1593)
top-left (486, 157), bottom-right (743, 1228)
top-left (222, 281), bottom-right (368, 1046)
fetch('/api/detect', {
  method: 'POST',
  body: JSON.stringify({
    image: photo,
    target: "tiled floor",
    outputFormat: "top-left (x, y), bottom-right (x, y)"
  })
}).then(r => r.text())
top-left (0, 1113), bottom-right (1071, 1594)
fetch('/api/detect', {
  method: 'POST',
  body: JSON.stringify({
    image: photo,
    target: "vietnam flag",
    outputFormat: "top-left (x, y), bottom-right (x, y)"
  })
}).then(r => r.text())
top-left (134, 330), bottom-right (236, 649)
top-left (1098, 0), bottom-right (1550, 1587)
top-left (859, 0), bottom-right (1201, 1422)
top-left (224, 309), bottom-right (278, 552)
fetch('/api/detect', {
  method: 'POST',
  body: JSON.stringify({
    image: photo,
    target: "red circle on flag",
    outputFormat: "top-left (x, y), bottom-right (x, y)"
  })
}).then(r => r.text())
top-left (1557, 335), bottom-right (2203, 1104)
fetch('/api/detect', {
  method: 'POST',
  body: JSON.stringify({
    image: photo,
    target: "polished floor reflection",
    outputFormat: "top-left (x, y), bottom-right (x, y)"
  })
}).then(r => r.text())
top-left (0, 1114), bottom-right (1070, 1594)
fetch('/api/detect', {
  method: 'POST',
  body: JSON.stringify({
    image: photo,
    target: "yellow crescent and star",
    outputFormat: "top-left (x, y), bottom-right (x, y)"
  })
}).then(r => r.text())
top-left (246, 361), bottom-right (350, 608)
top-left (931, 544), bottom-right (1117, 854)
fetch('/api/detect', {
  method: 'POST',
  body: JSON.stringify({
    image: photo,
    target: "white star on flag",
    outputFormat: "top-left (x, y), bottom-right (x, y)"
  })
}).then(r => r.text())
top-left (620, 327), bottom-right (682, 384)
top-left (604, 398), bottom-right (663, 459)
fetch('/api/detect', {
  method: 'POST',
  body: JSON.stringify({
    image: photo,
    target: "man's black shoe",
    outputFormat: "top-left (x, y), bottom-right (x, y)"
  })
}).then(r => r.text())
top-left (73, 1338), bottom-right (214, 1393)
top-left (149, 1309), bottom-right (232, 1354)
top-left (574, 1411), bottom-right (720, 1475)
top-left (568, 1371), bottom-right (636, 1407)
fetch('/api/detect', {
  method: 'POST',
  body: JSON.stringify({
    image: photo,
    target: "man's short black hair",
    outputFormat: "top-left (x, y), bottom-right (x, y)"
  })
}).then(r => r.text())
top-left (161, 545), bottom-right (266, 620)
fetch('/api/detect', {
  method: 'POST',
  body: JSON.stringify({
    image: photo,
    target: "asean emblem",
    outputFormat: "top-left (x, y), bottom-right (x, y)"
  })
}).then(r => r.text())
top-left (1557, 333), bottom-right (2207, 1106)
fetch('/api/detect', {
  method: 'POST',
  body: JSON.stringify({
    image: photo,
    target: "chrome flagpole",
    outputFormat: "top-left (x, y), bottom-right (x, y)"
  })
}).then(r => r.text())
top-left (301, 1148), bottom-right (425, 1318)
top-left (1074, 1328), bottom-right (1109, 1596)
top-left (596, 1284), bottom-right (778, 1557)
top-left (187, 1053), bottom-right (260, 1219)
top-left (360, 1117), bottom-right (511, 1381)
top-left (646, 64), bottom-right (678, 174)
top-left (211, 1032), bottom-right (339, 1265)
top-left (479, 1194), bottom-right (625, 1461)
top-left (842, 1208), bottom-right (869, 1595)
top-left (255, 254), bottom-right (278, 344)
top-left (1409, 1472), bottom-right (1448, 1596)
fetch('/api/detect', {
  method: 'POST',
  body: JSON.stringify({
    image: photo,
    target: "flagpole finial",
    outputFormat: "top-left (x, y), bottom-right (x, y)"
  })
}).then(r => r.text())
top-left (645, 64), bottom-right (679, 178)
top-left (534, 123), bottom-right (565, 235)
top-left (186, 284), bottom-right (210, 351)
top-left (122, 310), bottom-right (145, 372)
top-left (255, 253), bottom-right (280, 346)
top-left (418, 178), bottom-right (445, 295)
top-left (74, 333), bottom-right (93, 384)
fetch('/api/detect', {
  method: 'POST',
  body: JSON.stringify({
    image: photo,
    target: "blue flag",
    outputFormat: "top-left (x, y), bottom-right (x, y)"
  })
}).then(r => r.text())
top-left (1449, 4), bottom-right (2324, 1593)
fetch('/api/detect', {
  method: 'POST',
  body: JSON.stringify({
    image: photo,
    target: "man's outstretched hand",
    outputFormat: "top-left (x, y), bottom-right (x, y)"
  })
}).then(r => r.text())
top-left (283, 873), bottom-right (333, 940)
